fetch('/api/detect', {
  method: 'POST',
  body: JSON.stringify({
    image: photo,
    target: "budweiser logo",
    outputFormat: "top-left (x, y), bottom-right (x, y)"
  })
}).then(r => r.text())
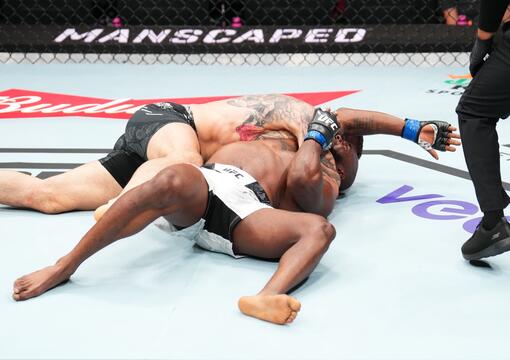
top-left (0, 89), bottom-right (358, 120)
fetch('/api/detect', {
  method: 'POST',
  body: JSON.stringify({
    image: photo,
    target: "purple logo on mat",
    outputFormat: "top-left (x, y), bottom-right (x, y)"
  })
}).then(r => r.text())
top-left (376, 185), bottom-right (490, 234)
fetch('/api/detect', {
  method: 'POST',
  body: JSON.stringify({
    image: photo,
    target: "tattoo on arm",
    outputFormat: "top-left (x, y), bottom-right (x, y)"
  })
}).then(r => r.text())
top-left (340, 108), bottom-right (405, 136)
top-left (350, 115), bottom-right (376, 133)
top-left (227, 94), bottom-right (313, 138)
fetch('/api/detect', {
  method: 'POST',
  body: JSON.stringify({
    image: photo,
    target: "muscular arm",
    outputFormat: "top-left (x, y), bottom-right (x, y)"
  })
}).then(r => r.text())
top-left (227, 94), bottom-right (314, 145)
top-left (337, 108), bottom-right (405, 136)
top-left (285, 140), bottom-right (339, 217)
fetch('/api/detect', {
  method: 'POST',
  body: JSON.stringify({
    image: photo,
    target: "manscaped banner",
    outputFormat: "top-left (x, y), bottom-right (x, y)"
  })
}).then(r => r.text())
top-left (0, 89), bottom-right (359, 119)
top-left (0, 25), bottom-right (474, 53)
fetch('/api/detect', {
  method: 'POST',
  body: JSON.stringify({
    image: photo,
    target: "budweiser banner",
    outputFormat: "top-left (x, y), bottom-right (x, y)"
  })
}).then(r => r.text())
top-left (0, 89), bottom-right (358, 119)
top-left (0, 25), bottom-right (473, 54)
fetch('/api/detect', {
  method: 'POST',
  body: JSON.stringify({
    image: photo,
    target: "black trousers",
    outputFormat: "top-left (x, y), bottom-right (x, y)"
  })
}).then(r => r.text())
top-left (456, 25), bottom-right (510, 212)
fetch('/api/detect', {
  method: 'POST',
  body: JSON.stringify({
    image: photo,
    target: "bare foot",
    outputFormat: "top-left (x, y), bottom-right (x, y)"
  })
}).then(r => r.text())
top-left (12, 264), bottom-right (71, 301)
top-left (238, 294), bottom-right (301, 325)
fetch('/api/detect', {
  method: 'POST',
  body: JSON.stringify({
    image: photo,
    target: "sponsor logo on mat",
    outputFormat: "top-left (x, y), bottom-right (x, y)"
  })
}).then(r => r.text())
top-left (425, 74), bottom-right (472, 96)
top-left (377, 184), bottom-right (510, 234)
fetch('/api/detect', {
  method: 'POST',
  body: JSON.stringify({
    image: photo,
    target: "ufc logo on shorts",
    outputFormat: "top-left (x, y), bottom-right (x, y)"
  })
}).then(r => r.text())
top-left (223, 168), bottom-right (244, 179)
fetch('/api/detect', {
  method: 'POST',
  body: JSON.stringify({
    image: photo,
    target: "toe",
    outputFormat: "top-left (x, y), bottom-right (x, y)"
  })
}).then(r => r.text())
top-left (13, 290), bottom-right (28, 301)
top-left (286, 311), bottom-right (298, 323)
top-left (15, 281), bottom-right (29, 293)
top-left (13, 279), bottom-right (27, 294)
top-left (13, 278), bottom-right (24, 288)
top-left (287, 297), bottom-right (301, 312)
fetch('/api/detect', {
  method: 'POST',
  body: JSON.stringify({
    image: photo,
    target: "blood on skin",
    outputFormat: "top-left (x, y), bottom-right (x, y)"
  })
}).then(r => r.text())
top-left (236, 124), bottom-right (265, 141)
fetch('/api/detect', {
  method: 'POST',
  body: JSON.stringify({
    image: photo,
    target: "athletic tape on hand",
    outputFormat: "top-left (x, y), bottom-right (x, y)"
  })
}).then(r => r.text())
top-left (305, 130), bottom-right (328, 149)
top-left (417, 124), bottom-right (438, 151)
top-left (402, 119), bottom-right (421, 142)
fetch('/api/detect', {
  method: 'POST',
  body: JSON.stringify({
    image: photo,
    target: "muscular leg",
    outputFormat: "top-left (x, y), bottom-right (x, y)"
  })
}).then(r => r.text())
top-left (13, 164), bottom-right (208, 301)
top-left (94, 123), bottom-right (203, 220)
top-left (0, 161), bottom-right (121, 213)
top-left (233, 209), bottom-right (336, 324)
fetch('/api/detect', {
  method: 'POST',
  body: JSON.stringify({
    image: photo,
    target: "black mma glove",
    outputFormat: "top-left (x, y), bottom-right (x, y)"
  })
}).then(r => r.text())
top-left (469, 36), bottom-right (493, 77)
top-left (401, 119), bottom-right (451, 151)
top-left (304, 108), bottom-right (341, 150)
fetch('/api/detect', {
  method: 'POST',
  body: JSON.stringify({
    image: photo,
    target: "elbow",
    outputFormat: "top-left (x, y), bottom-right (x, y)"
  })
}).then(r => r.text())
top-left (287, 163), bottom-right (322, 193)
top-left (287, 166), bottom-right (331, 216)
top-left (318, 203), bottom-right (334, 218)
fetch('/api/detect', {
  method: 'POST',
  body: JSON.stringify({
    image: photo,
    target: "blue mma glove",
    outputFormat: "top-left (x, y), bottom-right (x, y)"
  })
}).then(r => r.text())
top-left (304, 108), bottom-right (341, 150)
top-left (401, 119), bottom-right (451, 151)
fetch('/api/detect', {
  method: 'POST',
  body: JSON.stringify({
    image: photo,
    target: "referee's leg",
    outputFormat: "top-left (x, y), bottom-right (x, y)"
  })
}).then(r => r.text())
top-left (457, 25), bottom-right (510, 260)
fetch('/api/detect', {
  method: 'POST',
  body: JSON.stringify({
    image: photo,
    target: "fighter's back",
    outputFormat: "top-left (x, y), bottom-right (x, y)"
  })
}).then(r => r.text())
top-left (190, 94), bottom-right (313, 160)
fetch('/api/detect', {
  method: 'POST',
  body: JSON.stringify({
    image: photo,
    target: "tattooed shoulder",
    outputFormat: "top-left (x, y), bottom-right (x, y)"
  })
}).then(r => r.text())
top-left (227, 94), bottom-right (314, 130)
top-left (226, 94), bottom-right (295, 108)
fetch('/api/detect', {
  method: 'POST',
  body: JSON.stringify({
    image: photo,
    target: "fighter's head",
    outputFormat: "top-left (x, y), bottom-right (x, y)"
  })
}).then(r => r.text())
top-left (330, 133), bottom-right (363, 192)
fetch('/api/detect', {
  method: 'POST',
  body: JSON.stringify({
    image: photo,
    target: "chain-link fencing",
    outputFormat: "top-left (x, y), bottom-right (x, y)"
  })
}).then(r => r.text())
top-left (0, 0), bottom-right (478, 65)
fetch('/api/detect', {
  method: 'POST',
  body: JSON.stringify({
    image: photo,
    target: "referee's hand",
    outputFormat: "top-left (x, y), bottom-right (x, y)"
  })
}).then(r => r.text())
top-left (469, 35), bottom-right (493, 77)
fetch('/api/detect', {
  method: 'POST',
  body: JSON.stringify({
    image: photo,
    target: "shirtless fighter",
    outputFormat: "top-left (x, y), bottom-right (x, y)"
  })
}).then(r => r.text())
top-left (0, 95), bottom-right (460, 218)
top-left (12, 110), bottom-right (459, 325)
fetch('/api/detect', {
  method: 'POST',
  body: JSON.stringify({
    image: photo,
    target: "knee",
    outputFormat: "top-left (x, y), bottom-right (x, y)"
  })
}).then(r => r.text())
top-left (152, 165), bottom-right (191, 202)
top-left (307, 217), bottom-right (336, 251)
top-left (178, 151), bottom-right (203, 167)
top-left (190, 152), bottom-right (204, 166)
top-left (26, 184), bottom-right (65, 214)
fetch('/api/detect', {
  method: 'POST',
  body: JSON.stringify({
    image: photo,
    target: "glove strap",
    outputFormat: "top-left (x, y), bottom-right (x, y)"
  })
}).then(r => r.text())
top-left (305, 130), bottom-right (328, 149)
top-left (402, 118), bottom-right (421, 142)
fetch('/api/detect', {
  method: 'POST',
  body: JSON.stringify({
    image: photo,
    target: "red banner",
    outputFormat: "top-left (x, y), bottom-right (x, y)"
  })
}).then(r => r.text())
top-left (0, 89), bottom-right (358, 119)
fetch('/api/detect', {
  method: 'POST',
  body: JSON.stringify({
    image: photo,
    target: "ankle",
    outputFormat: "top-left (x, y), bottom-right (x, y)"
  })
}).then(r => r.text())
top-left (482, 210), bottom-right (504, 230)
top-left (258, 289), bottom-right (282, 296)
top-left (55, 256), bottom-right (77, 277)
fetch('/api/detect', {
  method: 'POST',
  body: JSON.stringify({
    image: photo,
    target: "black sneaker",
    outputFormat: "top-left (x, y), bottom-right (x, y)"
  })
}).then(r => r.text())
top-left (462, 217), bottom-right (510, 260)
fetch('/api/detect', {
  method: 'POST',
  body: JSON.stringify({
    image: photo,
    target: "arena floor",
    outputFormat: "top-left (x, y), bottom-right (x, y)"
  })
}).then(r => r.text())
top-left (2, 63), bottom-right (510, 359)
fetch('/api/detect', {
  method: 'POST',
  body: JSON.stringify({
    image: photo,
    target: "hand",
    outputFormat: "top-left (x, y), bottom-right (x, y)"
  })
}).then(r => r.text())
top-left (304, 108), bottom-right (341, 150)
top-left (402, 119), bottom-right (461, 160)
top-left (443, 7), bottom-right (458, 25)
top-left (469, 36), bottom-right (493, 77)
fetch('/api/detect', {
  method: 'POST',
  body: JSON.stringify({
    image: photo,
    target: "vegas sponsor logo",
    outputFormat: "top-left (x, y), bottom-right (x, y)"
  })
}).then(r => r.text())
top-left (377, 184), bottom-right (509, 234)
top-left (425, 74), bottom-right (472, 96)
top-left (0, 89), bottom-right (359, 120)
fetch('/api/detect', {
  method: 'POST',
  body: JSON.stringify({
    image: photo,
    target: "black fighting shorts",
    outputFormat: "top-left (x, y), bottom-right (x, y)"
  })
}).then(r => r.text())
top-left (99, 102), bottom-right (196, 187)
